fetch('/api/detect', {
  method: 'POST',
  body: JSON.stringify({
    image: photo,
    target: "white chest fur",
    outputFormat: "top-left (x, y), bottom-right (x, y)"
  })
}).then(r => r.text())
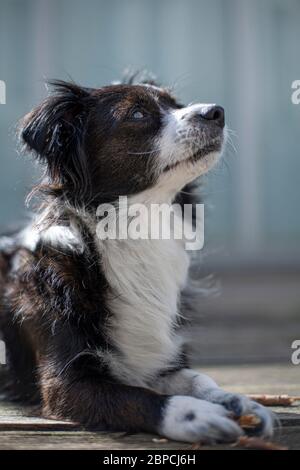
top-left (98, 234), bottom-right (190, 387)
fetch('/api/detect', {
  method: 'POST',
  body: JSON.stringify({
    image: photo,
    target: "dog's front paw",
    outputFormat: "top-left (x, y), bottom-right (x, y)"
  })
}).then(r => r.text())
top-left (159, 396), bottom-right (243, 443)
top-left (206, 391), bottom-right (275, 438)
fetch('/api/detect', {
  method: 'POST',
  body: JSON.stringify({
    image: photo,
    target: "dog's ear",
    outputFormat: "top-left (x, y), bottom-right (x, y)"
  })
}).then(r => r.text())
top-left (21, 80), bottom-right (92, 200)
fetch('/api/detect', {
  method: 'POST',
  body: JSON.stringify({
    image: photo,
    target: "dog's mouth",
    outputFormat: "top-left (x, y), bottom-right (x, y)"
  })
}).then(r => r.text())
top-left (163, 140), bottom-right (223, 173)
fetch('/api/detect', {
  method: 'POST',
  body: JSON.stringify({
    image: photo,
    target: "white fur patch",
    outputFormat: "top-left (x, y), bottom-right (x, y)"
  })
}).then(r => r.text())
top-left (18, 226), bottom-right (40, 251)
top-left (154, 368), bottom-right (274, 439)
top-left (96, 220), bottom-right (189, 387)
top-left (40, 225), bottom-right (85, 253)
top-left (157, 103), bottom-right (220, 171)
top-left (160, 396), bottom-right (242, 443)
top-left (154, 368), bottom-right (218, 396)
top-left (18, 222), bottom-right (84, 254)
top-left (147, 103), bottom-right (225, 197)
top-left (93, 186), bottom-right (192, 386)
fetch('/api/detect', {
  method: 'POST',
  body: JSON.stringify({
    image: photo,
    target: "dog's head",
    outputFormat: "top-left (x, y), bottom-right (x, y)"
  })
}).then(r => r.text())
top-left (21, 79), bottom-right (225, 206)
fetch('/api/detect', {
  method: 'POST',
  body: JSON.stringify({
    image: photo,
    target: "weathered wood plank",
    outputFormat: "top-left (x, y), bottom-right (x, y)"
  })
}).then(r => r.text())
top-left (0, 431), bottom-right (192, 451)
top-left (0, 428), bottom-right (299, 450)
top-left (0, 402), bottom-right (80, 431)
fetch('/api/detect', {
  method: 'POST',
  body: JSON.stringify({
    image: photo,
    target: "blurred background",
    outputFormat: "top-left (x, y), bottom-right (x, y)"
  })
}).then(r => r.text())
top-left (0, 0), bottom-right (300, 365)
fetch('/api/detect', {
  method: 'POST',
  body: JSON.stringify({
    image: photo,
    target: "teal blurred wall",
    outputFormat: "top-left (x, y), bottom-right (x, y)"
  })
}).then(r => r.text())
top-left (1, 0), bottom-right (300, 266)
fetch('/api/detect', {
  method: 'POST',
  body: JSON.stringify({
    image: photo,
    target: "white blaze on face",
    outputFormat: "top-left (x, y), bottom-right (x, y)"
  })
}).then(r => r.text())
top-left (151, 103), bottom-right (224, 199)
top-left (157, 103), bottom-right (218, 171)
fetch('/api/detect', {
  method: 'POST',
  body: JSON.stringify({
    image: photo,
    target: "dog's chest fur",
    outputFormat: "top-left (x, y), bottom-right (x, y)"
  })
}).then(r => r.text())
top-left (97, 234), bottom-right (190, 387)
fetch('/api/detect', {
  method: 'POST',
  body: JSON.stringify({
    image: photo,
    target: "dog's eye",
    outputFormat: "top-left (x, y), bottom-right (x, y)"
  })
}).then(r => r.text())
top-left (131, 110), bottom-right (145, 120)
top-left (128, 108), bottom-right (149, 121)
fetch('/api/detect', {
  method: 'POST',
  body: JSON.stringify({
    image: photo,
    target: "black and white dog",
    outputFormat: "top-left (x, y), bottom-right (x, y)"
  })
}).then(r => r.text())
top-left (0, 78), bottom-right (274, 443)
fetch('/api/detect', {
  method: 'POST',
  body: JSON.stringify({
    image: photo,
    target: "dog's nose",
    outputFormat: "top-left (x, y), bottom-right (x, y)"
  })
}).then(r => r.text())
top-left (199, 105), bottom-right (225, 128)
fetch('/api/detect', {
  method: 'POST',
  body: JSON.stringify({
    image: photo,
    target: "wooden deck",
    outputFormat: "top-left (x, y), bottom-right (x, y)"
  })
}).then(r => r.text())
top-left (0, 364), bottom-right (299, 450)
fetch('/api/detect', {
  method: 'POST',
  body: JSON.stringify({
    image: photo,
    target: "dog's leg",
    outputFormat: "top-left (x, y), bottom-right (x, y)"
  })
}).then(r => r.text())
top-left (39, 361), bottom-right (242, 444)
top-left (154, 368), bottom-right (274, 438)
